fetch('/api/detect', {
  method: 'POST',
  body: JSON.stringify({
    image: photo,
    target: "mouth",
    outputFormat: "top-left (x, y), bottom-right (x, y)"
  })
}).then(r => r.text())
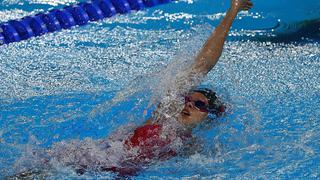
top-left (181, 109), bottom-right (191, 116)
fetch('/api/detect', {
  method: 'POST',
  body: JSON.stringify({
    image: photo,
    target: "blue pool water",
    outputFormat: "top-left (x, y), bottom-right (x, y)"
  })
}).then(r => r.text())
top-left (0, 0), bottom-right (319, 179)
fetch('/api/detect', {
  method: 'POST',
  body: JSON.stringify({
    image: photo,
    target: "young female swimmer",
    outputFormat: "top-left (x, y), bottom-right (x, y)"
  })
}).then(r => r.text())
top-left (12, 0), bottom-right (253, 178)
top-left (89, 0), bottom-right (252, 176)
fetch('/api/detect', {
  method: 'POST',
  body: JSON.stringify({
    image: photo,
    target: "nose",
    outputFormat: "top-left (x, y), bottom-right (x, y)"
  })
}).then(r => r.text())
top-left (186, 101), bottom-right (194, 109)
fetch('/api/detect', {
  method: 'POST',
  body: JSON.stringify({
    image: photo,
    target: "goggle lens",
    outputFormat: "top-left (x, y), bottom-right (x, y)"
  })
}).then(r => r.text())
top-left (184, 96), bottom-right (209, 112)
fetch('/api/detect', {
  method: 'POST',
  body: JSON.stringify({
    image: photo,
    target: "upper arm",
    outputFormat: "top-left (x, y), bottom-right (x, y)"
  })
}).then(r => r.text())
top-left (191, 41), bottom-right (223, 75)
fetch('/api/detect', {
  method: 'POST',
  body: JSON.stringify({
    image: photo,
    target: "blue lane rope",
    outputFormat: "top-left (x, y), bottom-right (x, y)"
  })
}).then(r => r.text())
top-left (0, 0), bottom-right (173, 45)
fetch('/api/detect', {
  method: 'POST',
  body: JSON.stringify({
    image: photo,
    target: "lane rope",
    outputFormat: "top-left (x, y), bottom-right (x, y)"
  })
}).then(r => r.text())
top-left (0, 0), bottom-right (173, 45)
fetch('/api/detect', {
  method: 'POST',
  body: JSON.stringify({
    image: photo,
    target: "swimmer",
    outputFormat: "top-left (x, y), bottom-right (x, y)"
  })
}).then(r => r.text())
top-left (105, 0), bottom-right (253, 175)
top-left (10, 0), bottom-right (253, 178)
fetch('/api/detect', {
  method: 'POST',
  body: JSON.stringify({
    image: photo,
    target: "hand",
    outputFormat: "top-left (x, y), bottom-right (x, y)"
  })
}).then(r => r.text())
top-left (231, 0), bottom-right (253, 12)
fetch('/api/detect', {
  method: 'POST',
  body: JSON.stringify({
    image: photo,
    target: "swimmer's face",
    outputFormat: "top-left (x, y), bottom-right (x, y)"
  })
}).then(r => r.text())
top-left (178, 92), bottom-right (209, 127)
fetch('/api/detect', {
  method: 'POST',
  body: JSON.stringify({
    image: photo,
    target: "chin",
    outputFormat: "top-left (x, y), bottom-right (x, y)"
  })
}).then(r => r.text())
top-left (178, 114), bottom-right (193, 126)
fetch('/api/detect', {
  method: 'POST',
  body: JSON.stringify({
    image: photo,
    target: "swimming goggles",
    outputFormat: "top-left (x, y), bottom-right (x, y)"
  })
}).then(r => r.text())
top-left (184, 96), bottom-right (209, 112)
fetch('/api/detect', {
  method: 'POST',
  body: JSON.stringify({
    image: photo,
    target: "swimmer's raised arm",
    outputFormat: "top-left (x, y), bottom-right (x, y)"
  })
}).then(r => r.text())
top-left (192, 0), bottom-right (253, 74)
top-left (149, 0), bottom-right (253, 125)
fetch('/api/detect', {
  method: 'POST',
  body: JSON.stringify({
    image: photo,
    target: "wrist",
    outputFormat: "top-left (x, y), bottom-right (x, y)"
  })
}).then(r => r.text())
top-left (227, 7), bottom-right (240, 16)
top-left (229, 6), bottom-right (240, 13)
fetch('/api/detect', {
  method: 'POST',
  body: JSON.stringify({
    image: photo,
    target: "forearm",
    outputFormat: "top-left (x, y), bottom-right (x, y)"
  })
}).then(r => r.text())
top-left (194, 8), bottom-right (239, 73)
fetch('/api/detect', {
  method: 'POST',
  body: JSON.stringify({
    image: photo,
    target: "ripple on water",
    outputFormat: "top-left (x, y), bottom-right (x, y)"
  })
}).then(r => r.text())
top-left (0, 4), bottom-right (319, 178)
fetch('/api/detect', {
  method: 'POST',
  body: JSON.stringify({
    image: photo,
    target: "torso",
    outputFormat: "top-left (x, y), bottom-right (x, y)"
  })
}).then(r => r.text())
top-left (124, 124), bottom-right (177, 162)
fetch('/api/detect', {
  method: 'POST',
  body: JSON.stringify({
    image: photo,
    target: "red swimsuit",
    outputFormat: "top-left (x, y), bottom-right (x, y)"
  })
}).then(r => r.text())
top-left (125, 124), bottom-right (177, 162)
top-left (103, 124), bottom-right (189, 176)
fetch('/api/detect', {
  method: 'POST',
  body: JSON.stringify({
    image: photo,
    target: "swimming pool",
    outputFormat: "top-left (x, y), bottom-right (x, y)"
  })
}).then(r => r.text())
top-left (0, 0), bottom-right (319, 178)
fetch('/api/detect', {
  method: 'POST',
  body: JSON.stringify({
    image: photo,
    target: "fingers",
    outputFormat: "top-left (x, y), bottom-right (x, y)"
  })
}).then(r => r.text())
top-left (231, 0), bottom-right (253, 11)
top-left (242, 0), bottom-right (253, 11)
top-left (247, 1), bottom-right (253, 7)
